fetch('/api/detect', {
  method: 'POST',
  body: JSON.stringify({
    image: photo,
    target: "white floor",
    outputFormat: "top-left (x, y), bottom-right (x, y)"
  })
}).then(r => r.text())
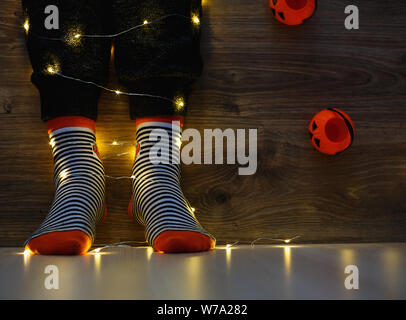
top-left (0, 244), bottom-right (405, 299)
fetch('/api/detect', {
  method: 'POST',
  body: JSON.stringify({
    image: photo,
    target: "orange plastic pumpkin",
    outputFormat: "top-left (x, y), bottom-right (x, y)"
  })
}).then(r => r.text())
top-left (309, 108), bottom-right (354, 155)
top-left (270, 0), bottom-right (317, 26)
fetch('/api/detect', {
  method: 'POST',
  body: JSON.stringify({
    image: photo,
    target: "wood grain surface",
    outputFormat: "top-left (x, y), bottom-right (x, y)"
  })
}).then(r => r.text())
top-left (0, 0), bottom-right (405, 246)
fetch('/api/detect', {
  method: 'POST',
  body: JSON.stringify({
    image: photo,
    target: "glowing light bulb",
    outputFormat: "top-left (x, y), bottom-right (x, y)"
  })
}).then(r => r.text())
top-left (115, 90), bottom-right (121, 95)
top-left (23, 249), bottom-right (32, 257)
top-left (191, 207), bottom-right (196, 213)
top-left (192, 15), bottom-right (200, 25)
top-left (143, 20), bottom-right (149, 25)
top-left (74, 34), bottom-right (81, 39)
top-left (175, 97), bottom-right (185, 110)
top-left (112, 141), bottom-right (118, 145)
top-left (59, 170), bottom-right (68, 179)
top-left (23, 20), bottom-right (30, 33)
top-left (147, 246), bottom-right (154, 259)
top-left (284, 239), bottom-right (291, 244)
top-left (47, 66), bottom-right (55, 74)
top-left (226, 244), bottom-right (232, 248)
top-left (175, 137), bottom-right (182, 148)
top-left (94, 248), bottom-right (101, 253)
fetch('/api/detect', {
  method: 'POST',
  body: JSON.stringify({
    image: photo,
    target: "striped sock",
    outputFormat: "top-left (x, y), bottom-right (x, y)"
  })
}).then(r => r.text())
top-left (129, 116), bottom-right (215, 253)
top-left (25, 116), bottom-right (106, 255)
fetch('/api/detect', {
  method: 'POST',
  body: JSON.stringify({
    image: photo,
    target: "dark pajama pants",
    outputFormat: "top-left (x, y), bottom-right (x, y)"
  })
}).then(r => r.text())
top-left (22, 0), bottom-right (203, 121)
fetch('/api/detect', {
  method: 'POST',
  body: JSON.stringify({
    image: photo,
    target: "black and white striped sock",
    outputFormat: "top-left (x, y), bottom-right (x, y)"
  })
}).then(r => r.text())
top-left (25, 120), bottom-right (105, 255)
top-left (130, 118), bottom-right (215, 252)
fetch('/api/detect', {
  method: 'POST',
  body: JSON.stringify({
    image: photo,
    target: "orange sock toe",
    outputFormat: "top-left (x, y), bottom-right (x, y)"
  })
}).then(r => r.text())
top-left (25, 230), bottom-right (92, 255)
top-left (154, 231), bottom-right (215, 253)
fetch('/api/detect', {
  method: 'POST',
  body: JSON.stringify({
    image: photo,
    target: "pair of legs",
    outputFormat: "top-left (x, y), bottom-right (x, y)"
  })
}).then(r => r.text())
top-left (22, 0), bottom-right (215, 254)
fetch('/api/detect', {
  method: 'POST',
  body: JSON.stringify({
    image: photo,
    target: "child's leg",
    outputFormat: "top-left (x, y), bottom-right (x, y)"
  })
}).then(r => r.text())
top-left (113, 0), bottom-right (215, 252)
top-left (22, 0), bottom-right (111, 254)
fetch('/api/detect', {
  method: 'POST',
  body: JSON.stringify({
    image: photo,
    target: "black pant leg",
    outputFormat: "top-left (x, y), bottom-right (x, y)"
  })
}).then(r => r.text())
top-left (22, 0), bottom-right (112, 121)
top-left (112, 0), bottom-right (203, 119)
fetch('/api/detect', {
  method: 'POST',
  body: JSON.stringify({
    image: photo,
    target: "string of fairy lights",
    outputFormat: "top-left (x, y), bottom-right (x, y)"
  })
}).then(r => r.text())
top-left (23, 12), bottom-right (199, 109)
top-left (89, 235), bottom-right (302, 254)
top-left (49, 134), bottom-right (183, 181)
top-left (23, 235), bottom-right (301, 257)
top-left (21, 9), bottom-right (302, 257)
top-left (22, 11), bottom-right (194, 175)
top-left (49, 137), bottom-right (139, 163)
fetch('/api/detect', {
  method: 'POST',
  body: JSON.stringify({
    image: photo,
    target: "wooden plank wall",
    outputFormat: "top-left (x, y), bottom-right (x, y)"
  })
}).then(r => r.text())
top-left (0, 0), bottom-right (405, 246)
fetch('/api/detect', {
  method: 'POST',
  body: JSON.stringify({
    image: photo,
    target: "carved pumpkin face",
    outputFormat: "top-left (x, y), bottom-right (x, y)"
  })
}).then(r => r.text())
top-left (309, 108), bottom-right (355, 155)
top-left (269, 0), bottom-right (317, 26)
